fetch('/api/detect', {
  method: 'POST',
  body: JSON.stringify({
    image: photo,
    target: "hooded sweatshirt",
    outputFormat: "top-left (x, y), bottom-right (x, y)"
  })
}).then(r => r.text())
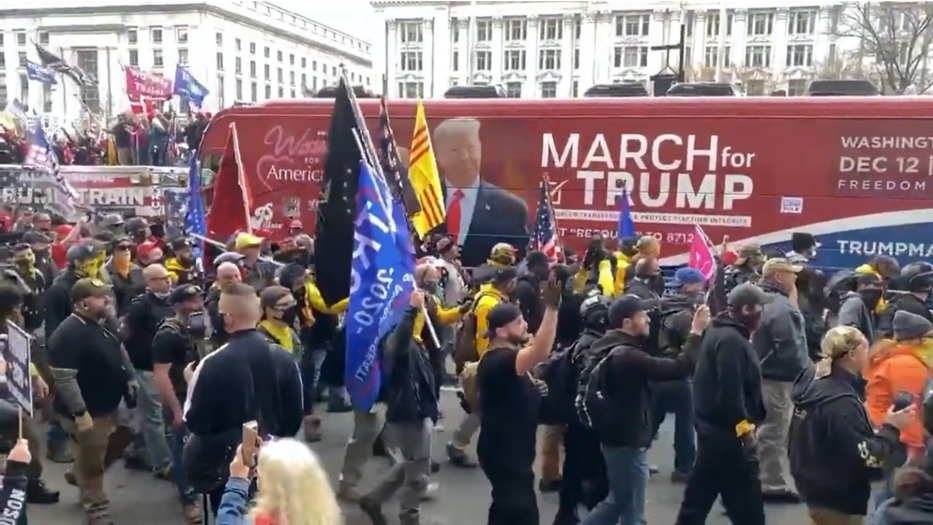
top-left (876, 493), bottom-right (933, 524)
top-left (864, 340), bottom-right (933, 454)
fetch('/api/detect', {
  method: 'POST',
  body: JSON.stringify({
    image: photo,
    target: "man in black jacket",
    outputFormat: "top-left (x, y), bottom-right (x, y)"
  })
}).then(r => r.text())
top-left (511, 250), bottom-right (550, 334)
top-left (878, 262), bottom-right (933, 338)
top-left (359, 290), bottom-right (438, 525)
top-left (581, 295), bottom-right (699, 525)
top-left (677, 283), bottom-right (770, 525)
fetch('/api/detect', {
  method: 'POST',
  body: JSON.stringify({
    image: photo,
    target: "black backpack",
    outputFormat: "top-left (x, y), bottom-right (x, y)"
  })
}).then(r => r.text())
top-left (578, 347), bottom-right (626, 435)
top-left (645, 305), bottom-right (681, 357)
top-left (539, 341), bottom-right (581, 425)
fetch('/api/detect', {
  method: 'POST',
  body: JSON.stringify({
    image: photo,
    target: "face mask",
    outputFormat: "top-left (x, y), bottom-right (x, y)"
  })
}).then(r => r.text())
top-left (281, 308), bottom-right (298, 326)
top-left (76, 261), bottom-right (102, 278)
top-left (859, 289), bottom-right (883, 310)
top-left (153, 291), bottom-right (170, 300)
top-left (14, 253), bottom-right (34, 268)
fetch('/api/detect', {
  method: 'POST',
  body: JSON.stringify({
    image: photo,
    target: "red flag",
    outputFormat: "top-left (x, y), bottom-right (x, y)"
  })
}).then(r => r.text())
top-left (129, 97), bottom-right (154, 116)
top-left (688, 224), bottom-right (716, 280)
top-left (207, 122), bottom-right (253, 242)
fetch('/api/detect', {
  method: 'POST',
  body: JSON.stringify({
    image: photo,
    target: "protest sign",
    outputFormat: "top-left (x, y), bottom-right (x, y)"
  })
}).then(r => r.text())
top-left (4, 322), bottom-right (32, 417)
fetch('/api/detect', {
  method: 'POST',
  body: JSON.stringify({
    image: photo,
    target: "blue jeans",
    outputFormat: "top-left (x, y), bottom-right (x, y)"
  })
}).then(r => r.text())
top-left (135, 371), bottom-right (172, 470)
top-left (47, 419), bottom-right (68, 441)
top-left (650, 380), bottom-right (696, 473)
top-left (163, 404), bottom-right (196, 506)
top-left (581, 446), bottom-right (648, 525)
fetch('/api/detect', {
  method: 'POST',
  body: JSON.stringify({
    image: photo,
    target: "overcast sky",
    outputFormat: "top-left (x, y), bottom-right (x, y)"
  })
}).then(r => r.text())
top-left (282, 1), bottom-right (381, 43)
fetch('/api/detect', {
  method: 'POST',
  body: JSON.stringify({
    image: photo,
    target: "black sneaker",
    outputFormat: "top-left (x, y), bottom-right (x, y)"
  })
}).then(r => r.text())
top-left (431, 460), bottom-right (441, 474)
top-left (64, 471), bottom-right (76, 486)
top-left (551, 510), bottom-right (580, 525)
top-left (359, 497), bottom-right (388, 525)
top-left (45, 442), bottom-right (73, 464)
top-left (327, 400), bottom-right (353, 413)
top-left (26, 480), bottom-right (60, 504)
top-left (123, 455), bottom-right (151, 472)
top-left (446, 443), bottom-right (478, 468)
top-left (670, 469), bottom-right (692, 483)
top-left (539, 478), bottom-right (562, 493)
top-left (762, 488), bottom-right (801, 504)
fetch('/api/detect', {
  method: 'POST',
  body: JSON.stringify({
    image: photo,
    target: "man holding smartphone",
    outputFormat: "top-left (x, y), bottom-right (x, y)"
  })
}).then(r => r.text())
top-left (151, 285), bottom-right (205, 523)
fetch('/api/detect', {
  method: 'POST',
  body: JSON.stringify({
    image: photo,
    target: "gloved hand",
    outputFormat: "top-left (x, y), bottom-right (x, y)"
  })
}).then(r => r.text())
top-left (456, 390), bottom-right (472, 414)
top-left (458, 298), bottom-right (474, 314)
top-left (75, 412), bottom-right (94, 433)
top-left (542, 274), bottom-right (563, 309)
top-left (532, 379), bottom-right (549, 397)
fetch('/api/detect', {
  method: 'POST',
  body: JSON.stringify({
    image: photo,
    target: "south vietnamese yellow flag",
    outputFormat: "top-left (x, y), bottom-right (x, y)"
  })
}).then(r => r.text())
top-left (408, 101), bottom-right (445, 237)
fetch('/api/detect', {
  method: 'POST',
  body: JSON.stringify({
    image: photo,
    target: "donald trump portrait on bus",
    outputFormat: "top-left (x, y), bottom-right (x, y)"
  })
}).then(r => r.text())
top-left (433, 117), bottom-right (529, 268)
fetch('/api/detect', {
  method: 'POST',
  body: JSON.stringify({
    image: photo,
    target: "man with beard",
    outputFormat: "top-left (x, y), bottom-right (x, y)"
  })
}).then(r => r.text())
top-left (164, 238), bottom-right (198, 286)
top-left (724, 244), bottom-right (765, 295)
top-left (105, 237), bottom-right (145, 317)
top-left (837, 272), bottom-right (884, 344)
top-left (676, 283), bottom-right (770, 525)
top-left (234, 233), bottom-right (274, 291)
top-left (124, 217), bottom-right (151, 246)
top-left (625, 257), bottom-right (663, 301)
top-left (477, 277), bottom-right (561, 525)
top-left (205, 261), bottom-right (243, 349)
top-left (48, 278), bottom-right (139, 525)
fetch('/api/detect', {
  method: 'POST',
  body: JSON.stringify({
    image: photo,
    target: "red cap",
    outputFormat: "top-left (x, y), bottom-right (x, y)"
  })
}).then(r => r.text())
top-left (254, 228), bottom-right (273, 238)
top-left (289, 219), bottom-right (303, 229)
top-left (137, 241), bottom-right (158, 260)
top-left (56, 224), bottom-right (72, 238)
top-left (721, 250), bottom-right (739, 266)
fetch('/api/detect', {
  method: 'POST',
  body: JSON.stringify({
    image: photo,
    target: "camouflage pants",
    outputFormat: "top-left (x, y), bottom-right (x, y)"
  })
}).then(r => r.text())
top-left (58, 412), bottom-right (118, 524)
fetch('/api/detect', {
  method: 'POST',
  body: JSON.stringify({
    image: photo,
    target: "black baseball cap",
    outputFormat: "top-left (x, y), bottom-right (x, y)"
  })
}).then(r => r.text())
top-left (170, 285), bottom-right (203, 305)
top-left (71, 278), bottom-right (112, 302)
top-left (727, 283), bottom-right (773, 308)
top-left (608, 295), bottom-right (648, 327)
top-left (484, 302), bottom-right (523, 338)
top-left (22, 231), bottom-right (52, 245)
top-left (170, 237), bottom-right (192, 252)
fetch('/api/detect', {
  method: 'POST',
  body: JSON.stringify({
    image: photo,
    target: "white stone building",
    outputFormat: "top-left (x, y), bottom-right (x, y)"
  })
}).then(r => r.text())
top-left (370, 0), bottom-right (926, 98)
top-left (0, 0), bottom-right (373, 123)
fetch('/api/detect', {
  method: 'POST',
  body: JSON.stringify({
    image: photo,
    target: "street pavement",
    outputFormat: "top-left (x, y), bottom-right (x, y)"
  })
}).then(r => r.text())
top-left (32, 390), bottom-right (810, 524)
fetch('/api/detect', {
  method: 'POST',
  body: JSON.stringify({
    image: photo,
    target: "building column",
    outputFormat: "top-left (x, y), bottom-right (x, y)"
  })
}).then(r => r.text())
top-left (560, 16), bottom-right (574, 95)
top-left (423, 17), bottom-right (435, 97)
top-left (386, 19), bottom-right (398, 97)
top-left (773, 7), bottom-right (789, 81)
top-left (433, 10), bottom-right (451, 97)
top-left (593, 12), bottom-right (612, 84)
top-left (694, 11), bottom-right (707, 75)
top-left (815, 6), bottom-right (834, 66)
top-left (730, 9), bottom-right (747, 74)
top-left (647, 10), bottom-right (666, 75)
top-left (490, 16), bottom-right (503, 85)
top-left (457, 18), bottom-right (469, 85)
top-left (523, 15), bottom-right (539, 97)
top-left (579, 12), bottom-right (597, 90)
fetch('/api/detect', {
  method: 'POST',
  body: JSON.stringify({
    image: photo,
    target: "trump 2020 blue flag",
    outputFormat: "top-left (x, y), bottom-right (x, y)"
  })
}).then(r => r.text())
top-left (26, 61), bottom-right (56, 85)
top-left (174, 67), bottom-right (209, 109)
top-left (345, 160), bottom-right (415, 411)
top-left (184, 154), bottom-right (207, 260)
top-left (617, 187), bottom-right (635, 240)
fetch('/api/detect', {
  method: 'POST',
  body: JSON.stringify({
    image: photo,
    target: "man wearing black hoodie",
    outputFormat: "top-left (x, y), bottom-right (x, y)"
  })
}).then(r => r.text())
top-left (677, 283), bottom-right (770, 525)
top-left (878, 262), bottom-right (933, 339)
top-left (511, 250), bottom-right (549, 334)
top-left (580, 295), bottom-right (700, 525)
top-left (837, 272), bottom-right (883, 343)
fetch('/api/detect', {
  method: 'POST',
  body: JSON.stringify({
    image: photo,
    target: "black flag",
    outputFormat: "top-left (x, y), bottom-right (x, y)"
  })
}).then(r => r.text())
top-left (314, 80), bottom-right (364, 306)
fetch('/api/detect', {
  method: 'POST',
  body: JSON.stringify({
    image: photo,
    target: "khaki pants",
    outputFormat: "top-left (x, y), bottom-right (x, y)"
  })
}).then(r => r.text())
top-left (59, 412), bottom-right (117, 524)
top-left (758, 380), bottom-right (794, 492)
top-left (808, 506), bottom-right (863, 525)
top-left (539, 424), bottom-right (565, 482)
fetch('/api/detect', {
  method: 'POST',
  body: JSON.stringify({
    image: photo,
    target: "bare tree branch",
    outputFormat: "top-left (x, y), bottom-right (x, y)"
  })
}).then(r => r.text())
top-left (836, 1), bottom-right (933, 93)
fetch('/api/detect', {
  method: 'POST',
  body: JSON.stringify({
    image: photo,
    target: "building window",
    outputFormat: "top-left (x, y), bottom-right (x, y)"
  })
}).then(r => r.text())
top-left (290, 71), bottom-right (295, 85)
top-left (747, 12), bottom-right (774, 36)
top-left (301, 73), bottom-right (306, 87)
top-left (452, 20), bottom-right (460, 43)
top-left (264, 46), bottom-right (270, 58)
top-left (17, 52), bottom-right (26, 68)
top-left (504, 49), bottom-right (526, 70)
top-left (265, 84), bottom-right (271, 99)
top-left (250, 82), bottom-right (257, 101)
top-left (16, 33), bottom-right (26, 46)
top-left (505, 19), bottom-right (527, 41)
top-left (42, 83), bottom-right (52, 112)
top-left (452, 51), bottom-right (459, 71)
top-left (217, 75), bottom-right (224, 107)
top-left (152, 28), bottom-right (163, 44)
top-left (128, 29), bottom-right (138, 45)
top-left (234, 57), bottom-right (242, 74)
top-left (250, 61), bottom-right (256, 78)
top-left (301, 57), bottom-right (306, 68)
top-left (788, 11), bottom-right (816, 35)
top-left (787, 78), bottom-right (807, 96)
top-left (249, 42), bottom-right (256, 54)
top-left (75, 49), bottom-right (99, 111)
top-left (614, 46), bottom-right (648, 68)
top-left (289, 54), bottom-right (295, 66)
top-left (217, 53), bottom-right (224, 70)
top-left (236, 79), bottom-right (243, 100)
top-left (153, 49), bottom-right (164, 67)
top-left (129, 50), bottom-right (139, 67)
top-left (178, 49), bottom-right (189, 65)
top-left (745, 45), bottom-right (771, 68)
top-left (575, 17), bottom-right (581, 39)
top-left (572, 79), bottom-right (579, 97)
top-left (684, 11), bottom-right (694, 37)
top-left (573, 48), bottom-right (580, 69)
top-left (540, 18), bottom-right (563, 40)
top-left (277, 68), bottom-right (283, 82)
top-left (398, 81), bottom-right (423, 99)
top-left (706, 12), bottom-right (734, 37)
top-left (277, 50), bottom-right (283, 61)
top-left (476, 50), bottom-right (491, 71)
top-left (291, 89), bottom-right (296, 98)
top-left (538, 49), bottom-right (561, 70)
top-left (177, 28), bottom-right (188, 44)
top-left (312, 60), bottom-right (317, 71)
top-left (235, 38), bottom-right (241, 51)
top-left (216, 32), bottom-right (223, 46)
top-left (506, 82), bottom-right (522, 97)
top-left (617, 14), bottom-right (650, 37)
top-left (39, 32), bottom-right (49, 45)
top-left (786, 44), bottom-right (813, 67)
top-left (400, 51), bottom-right (423, 71)
top-left (0, 78), bottom-right (6, 107)
top-left (476, 19), bottom-right (492, 42)
top-left (264, 64), bottom-right (270, 79)
top-left (278, 86), bottom-right (284, 97)
top-left (704, 45), bottom-right (731, 68)
top-left (540, 81), bottom-right (557, 98)
top-left (400, 22), bottom-right (423, 43)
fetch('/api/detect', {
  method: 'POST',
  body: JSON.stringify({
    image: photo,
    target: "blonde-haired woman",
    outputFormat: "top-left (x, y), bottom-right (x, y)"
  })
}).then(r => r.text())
top-left (789, 326), bottom-right (914, 524)
top-left (217, 438), bottom-right (343, 525)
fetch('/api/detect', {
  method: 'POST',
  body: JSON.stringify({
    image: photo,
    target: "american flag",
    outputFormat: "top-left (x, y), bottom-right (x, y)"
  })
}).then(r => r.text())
top-left (532, 179), bottom-right (560, 259)
top-left (35, 43), bottom-right (94, 87)
top-left (23, 123), bottom-right (77, 216)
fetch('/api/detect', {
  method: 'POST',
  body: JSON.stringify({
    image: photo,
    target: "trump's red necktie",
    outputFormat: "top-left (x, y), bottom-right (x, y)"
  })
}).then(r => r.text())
top-left (447, 189), bottom-right (464, 245)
